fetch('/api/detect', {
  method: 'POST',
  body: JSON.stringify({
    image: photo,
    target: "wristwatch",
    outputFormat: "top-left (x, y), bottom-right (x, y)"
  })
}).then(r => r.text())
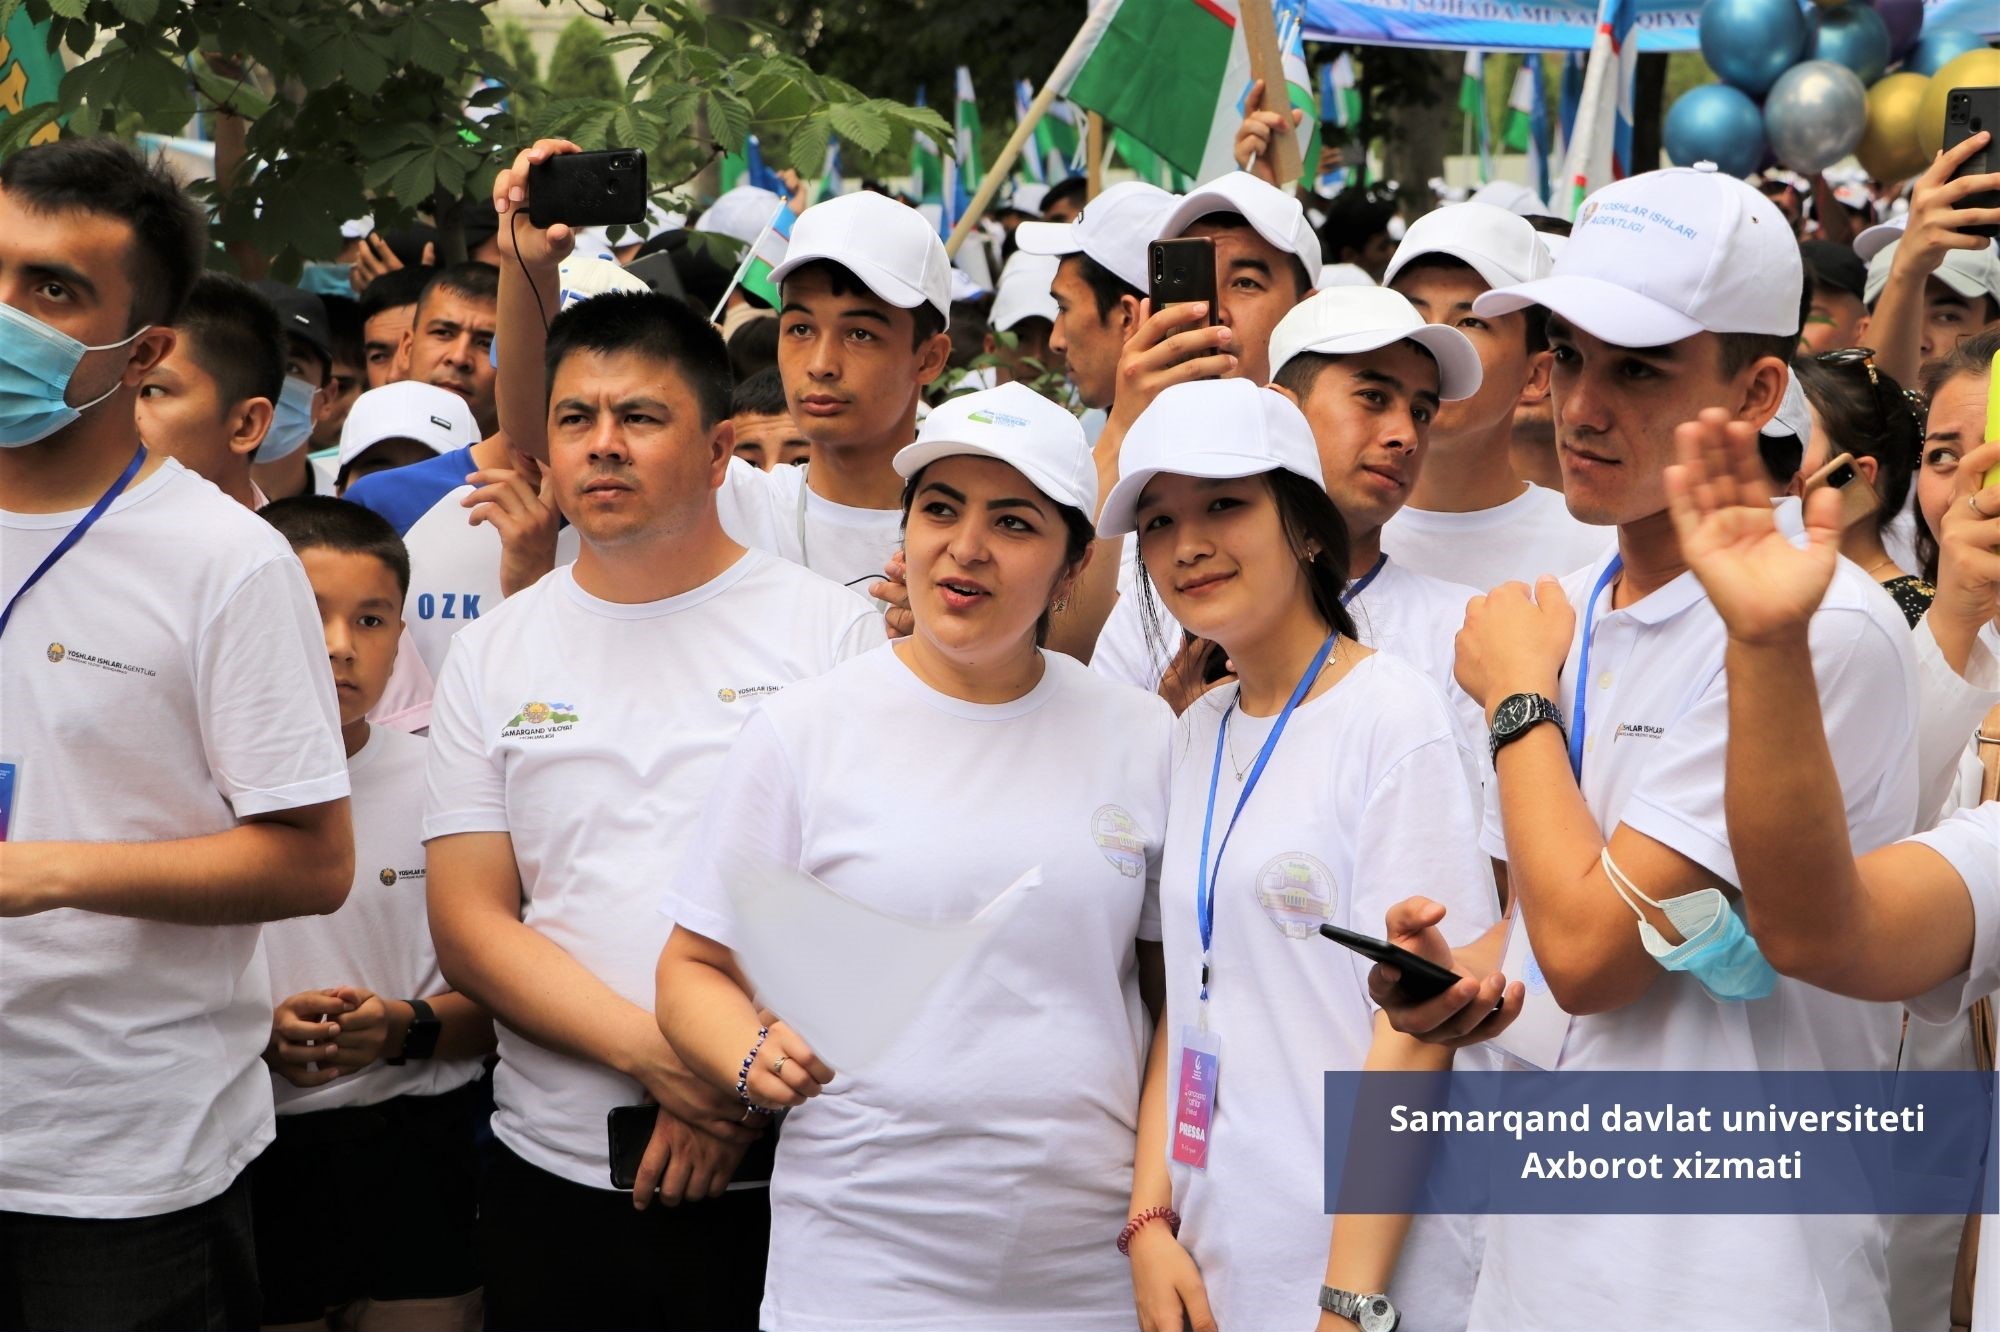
top-left (1318, 1286), bottom-right (1400, 1332)
top-left (1488, 691), bottom-right (1566, 762)
top-left (386, 998), bottom-right (441, 1065)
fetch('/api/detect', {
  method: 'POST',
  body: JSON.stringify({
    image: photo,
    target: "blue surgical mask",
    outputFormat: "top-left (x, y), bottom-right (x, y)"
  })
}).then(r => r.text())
top-left (1604, 849), bottom-right (1777, 1002)
top-left (256, 375), bottom-right (319, 463)
top-left (0, 301), bottom-right (152, 447)
top-left (298, 263), bottom-right (354, 299)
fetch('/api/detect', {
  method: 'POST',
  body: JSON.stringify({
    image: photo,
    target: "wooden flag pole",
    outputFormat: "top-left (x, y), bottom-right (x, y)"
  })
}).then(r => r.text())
top-left (1239, 0), bottom-right (1301, 186)
top-left (1086, 112), bottom-right (1105, 198)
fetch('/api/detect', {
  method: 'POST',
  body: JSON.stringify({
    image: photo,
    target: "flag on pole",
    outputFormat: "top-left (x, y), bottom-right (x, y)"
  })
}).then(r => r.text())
top-left (1059, 0), bottom-right (1318, 185)
top-left (1556, 0), bottom-right (1638, 218)
top-left (1036, 89), bottom-right (1083, 182)
top-left (912, 85), bottom-right (944, 205)
top-left (1321, 53), bottom-right (1361, 130)
top-left (1558, 50), bottom-right (1585, 157)
top-left (1502, 59), bottom-right (1534, 151)
top-left (1460, 51), bottom-right (1493, 184)
top-left (954, 66), bottom-right (983, 202)
top-left (1526, 53), bottom-right (1554, 207)
top-left (715, 203), bottom-right (796, 318)
top-left (816, 138), bottom-right (843, 203)
top-left (1014, 79), bottom-right (1046, 184)
top-left (721, 136), bottom-right (787, 197)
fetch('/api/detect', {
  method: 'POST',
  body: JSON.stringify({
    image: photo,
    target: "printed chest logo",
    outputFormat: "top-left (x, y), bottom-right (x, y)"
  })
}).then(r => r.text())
top-left (1255, 853), bottom-right (1338, 940)
top-left (716, 685), bottom-right (783, 704)
top-left (502, 700), bottom-right (579, 739)
top-left (377, 866), bottom-right (426, 886)
top-left (44, 641), bottom-right (157, 677)
top-left (1091, 804), bottom-right (1147, 879)
top-left (1614, 723), bottom-right (1666, 743)
top-left (413, 592), bottom-right (481, 622)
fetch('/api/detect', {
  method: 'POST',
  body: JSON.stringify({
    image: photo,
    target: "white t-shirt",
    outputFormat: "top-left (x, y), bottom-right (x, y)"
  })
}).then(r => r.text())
top-left (262, 725), bottom-right (482, 1113)
top-left (1161, 653), bottom-right (1496, 1332)
top-left (717, 458), bottom-right (905, 598)
top-left (422, 552), bottom-right (877, 1189)
top-left (1381, 482), bottom-right (1612, 591)
top-left (663, 646), bottom-right (1171, 1331)
top-left (0, 458), bottom-right (349, 1219)
top-left (400, 486), bottom-right (583, 683)
top-left (1471, 516), bottom-right (1919, 1332)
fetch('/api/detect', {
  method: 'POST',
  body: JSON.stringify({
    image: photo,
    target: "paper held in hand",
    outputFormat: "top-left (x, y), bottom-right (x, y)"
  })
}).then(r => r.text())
top-left (727, 859), bottom-right (1043, 1074)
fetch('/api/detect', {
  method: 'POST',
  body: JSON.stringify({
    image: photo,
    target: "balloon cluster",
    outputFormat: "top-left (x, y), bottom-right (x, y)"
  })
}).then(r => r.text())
top-left (1665, 0), bottom-right (1995, 183)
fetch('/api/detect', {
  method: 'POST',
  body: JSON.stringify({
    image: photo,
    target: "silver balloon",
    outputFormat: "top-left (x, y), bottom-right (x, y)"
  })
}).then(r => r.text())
top-left (1762, 59), bottom-right (1868, 175)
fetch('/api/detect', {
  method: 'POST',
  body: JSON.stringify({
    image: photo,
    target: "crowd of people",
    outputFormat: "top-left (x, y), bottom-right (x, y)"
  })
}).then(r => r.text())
top-left (2, 85), bottom-right (1999, 1332)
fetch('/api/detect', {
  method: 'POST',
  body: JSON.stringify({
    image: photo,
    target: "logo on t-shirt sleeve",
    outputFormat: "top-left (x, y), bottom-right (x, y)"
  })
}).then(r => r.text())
top-left (501, 700), bottom-right (579, 738)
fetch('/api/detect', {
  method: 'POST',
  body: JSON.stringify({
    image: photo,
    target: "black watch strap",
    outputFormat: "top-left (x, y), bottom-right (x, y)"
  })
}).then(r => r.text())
top-left (387, 997), bottom-right (440, 1065)
top-left (1489, 692), bottom-right (1566, 762)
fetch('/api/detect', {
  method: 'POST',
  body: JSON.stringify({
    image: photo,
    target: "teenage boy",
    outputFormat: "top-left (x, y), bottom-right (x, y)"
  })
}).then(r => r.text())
top-left (729, 366), bottom-right (810, 472)
top-left (0, 137), bottom-right (352, 1326)
top-left (1380, 202), bottom-right (1608, 590)
top-left (256, 295), bottom-right (366, 501)
top-left (1382, 164), bottom-right (1917, 1332)
top-left (253, 496), bottom-right (493, 1331)
top-left (336, 380), bottom-right (481, 493)
top-left (136, 271), bottom-right (285, 509)
top-left (396, 263), bottom-right (501, 436)
top-left (423, 290), bottom-right (879, 1331)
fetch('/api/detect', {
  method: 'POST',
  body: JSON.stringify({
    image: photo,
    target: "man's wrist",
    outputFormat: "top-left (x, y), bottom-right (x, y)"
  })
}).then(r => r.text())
top-left (1484, 679), bottom-right (1560, 726)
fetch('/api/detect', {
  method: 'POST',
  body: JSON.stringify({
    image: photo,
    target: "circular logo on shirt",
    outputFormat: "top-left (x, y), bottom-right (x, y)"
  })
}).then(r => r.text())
top-left (1091, 804), bottom-right (1147, 879)
top-left (45, 642), bottom-right (64, 663)
top-left (1253, 854), bottom-right (1338, 939)
top-left (717, 688), bottom-right (738, 703)
top-left (1522, 946), bottom-right (1550, 996)
top-left (522, 700), bottom-right (553, 724)
top-left (379, 867), bottom-right (397, 887)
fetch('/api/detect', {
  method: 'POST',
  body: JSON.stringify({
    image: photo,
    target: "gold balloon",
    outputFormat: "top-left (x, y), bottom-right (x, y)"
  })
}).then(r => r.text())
top-left (1918, 47), bottom-right (2000, 156)
top-left (1858, 71), bottom-right (1932, 182)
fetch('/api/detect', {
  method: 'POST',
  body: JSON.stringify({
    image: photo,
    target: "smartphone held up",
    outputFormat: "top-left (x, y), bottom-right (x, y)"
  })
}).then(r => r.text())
top-left (1942, 86), bottom-right (2000, 242)
top-left (529, 148), bottom-right (650, 230)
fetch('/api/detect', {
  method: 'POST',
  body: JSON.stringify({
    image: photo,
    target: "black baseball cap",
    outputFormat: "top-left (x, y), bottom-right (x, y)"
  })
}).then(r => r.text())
top-left (253, 279), bottom-right (333, 362)
top-left (1800, 240), bottom-right (1867, 304)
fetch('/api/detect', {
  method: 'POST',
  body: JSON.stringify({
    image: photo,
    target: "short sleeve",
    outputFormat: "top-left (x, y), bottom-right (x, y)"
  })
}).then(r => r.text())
top-left (421, 636), bottom-right (507, 839)
top-left (832, 606), bottom-right (886, 664)
top-left (194, 555), bottom-right (349, 817)
top-left (1478, 742), bottom-right (1507, 863)
top-left (659, 705), bottom-right (805, 949)
top-left (1134, 697), bottom-right (1172, 944)
top-left (1905, 807), bottom-right (2000, 1025)
top-left (1912, 616), bottom-right (2000, 827)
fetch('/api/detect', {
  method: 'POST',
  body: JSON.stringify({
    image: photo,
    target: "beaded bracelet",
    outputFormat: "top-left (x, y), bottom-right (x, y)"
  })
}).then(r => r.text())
top-left (1115, 1205), bottom-right (1181, 1255)
top-left (735, 1025), bottom-right (774, 1113)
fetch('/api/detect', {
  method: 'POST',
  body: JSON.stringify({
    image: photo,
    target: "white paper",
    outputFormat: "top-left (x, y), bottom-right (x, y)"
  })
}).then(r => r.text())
top-left (727, 859), bottom-right (1042, 1075)
top-left (1489, 909), bottom-right (1573, 1071)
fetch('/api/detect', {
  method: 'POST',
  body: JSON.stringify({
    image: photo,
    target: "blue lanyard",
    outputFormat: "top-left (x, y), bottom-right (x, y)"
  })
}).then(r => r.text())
top-left (1344, 553), bottom-right (1386, 605)
top-left (1567, 554), bottom-right (1623, 781)
top-left (0, 443), bottom-right (145, 642)
top-left (1195, 632), bottom-right (1336, 1005)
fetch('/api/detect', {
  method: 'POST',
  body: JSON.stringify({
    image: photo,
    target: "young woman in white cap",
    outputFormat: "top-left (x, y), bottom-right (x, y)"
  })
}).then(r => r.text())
top-left (655, 381), bottom-right (1174, 1331)
top-left (1098, 378), bottom-right (1497, 1332)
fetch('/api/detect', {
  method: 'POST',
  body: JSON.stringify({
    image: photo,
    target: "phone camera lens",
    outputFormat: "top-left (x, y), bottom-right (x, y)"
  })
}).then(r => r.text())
top-left (611, 155), bottom-right (633, 170)
top-left (605, 180), bottom-right (620, 194)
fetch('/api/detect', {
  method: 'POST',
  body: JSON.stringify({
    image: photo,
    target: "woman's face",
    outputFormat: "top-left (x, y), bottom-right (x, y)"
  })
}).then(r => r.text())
top-left (903, 454), bottom-right (1078, 667)
top-left (1135, 470), bottom-right (1311, 653)
top-left (1917, 372), bottom-right (1990, 556)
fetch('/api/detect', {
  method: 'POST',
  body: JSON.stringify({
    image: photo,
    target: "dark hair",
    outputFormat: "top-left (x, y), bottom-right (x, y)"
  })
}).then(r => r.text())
top-left (0, 136), bottom-right (205, 329)
top-left (897, 462), bottom-right (1094, 647)
top-left (358, 267), bottom-right (432, 323)
top-left (417, 262), bottom-right (499, 316)
top-left (544, 290), bottom-right (733, 428)
top-left (1062, 251), bottom-right (1144, 321)
top-left (1135, 468), bottom-right (1357, 676)
top-left (261, 495), bottom-right (411, 600)
top-left (1181, 209), bottom-right (1311, 297)
top-left (781, 258), bottom-right (948, 346)
top-left (1915, 326), bottom-right (2000, 580)
top-left (1392, 253), bottom-right (1548, 355)
top-left (728, 313), bottom-right (779, 381)
top-left (949, 297), bottom-right (991, 370)
top-left (1271, 343), bottom-right (1441, 406)
top-left (1717, 331), bottom-right (1799, 379)
top-left (731, 364), bottom-right (789, 418)
top-left (1317, 187), bottom-right (1397, 263)
top-left (176, 273), bottom-right (287, 408)
top-left (1525, 215), bottom-right (1572, 238)
top-left (1041, 176), bottom-right (1089, 215)
top-left (1795, 355), bottom-right (1922, 538)
top-left (323, 295), bottom-right (364, 371)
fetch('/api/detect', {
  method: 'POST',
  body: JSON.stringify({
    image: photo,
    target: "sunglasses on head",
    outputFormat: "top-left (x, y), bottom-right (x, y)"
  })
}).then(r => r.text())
top-left (1812, 347), bottom-right (1928, 446)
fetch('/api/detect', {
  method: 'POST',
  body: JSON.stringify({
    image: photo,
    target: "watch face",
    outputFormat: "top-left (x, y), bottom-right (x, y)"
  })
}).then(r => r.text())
top-left (1359, 1296), bottom-right (1399, 1332)
top-left (1495, 694), bottom-right (1531, 734)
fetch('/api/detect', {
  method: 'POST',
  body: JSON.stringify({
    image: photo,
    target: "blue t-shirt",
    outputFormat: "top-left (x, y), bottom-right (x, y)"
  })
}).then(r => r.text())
top-left (342, 446), bottom-right (477, 536)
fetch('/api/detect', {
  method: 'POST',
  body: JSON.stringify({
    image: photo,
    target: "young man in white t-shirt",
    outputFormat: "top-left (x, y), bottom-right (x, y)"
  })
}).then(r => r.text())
top-left (133, 271), bottom-right (286, 509)
top-left (0, 136), bottom-right (353, 1327)
top-left (423, 289), bottom-right (878, 1330)
top-left (1383, 165), bottom-right (1918, 1332)
top-left (1379, 203), bottom-right (1609, 590)
top-left (252, 496), bottom-right (494, 1331)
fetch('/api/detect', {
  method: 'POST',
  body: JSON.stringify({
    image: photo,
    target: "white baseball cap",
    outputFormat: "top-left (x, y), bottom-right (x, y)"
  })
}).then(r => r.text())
top-left (990, 251), bottom-right (1059, 331)
top-left (949, 268), bottom-right (989, 303)
top-left (894, 381), bottom-right (1095, 514)
top-left (1760, 370), bottom-right (1811, 442)
top-left (1469, 179), bottom-right (1554, 218)
top-left (1015, 180), bottom-right (1180, 293)
top-left (771, 190), bottom-right (953, 320)
top-left (1097, 380), bottom-right (1323, 537)
top-left (1383, 201), bottom-right (1555, 293)
top-left (1320, 262), bottom-right (1377, 288)
top-left (1268, 287), bottom-right (1483, 401)
top-left (1862, 236), bottom-right (2000, 307)
top-left (1474, 164), bottom-right (1802, 346)
top-left (1003, 183), bottom-right (1049, 217)
top-left (556, 253), bottom-right (652, 311)
top-left (1854, 215), bottom-right (1904, 263)
top-left (1163, 170), bottom-right (1324, 288)
top-left (696, 186), bottom-right (786, 246)
top-left (337, 382), bottom-right (480, 470)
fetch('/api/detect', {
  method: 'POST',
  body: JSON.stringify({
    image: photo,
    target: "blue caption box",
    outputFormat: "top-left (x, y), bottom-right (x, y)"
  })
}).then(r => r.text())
top-left (1324, 1070), bottom-right (1997, 1215)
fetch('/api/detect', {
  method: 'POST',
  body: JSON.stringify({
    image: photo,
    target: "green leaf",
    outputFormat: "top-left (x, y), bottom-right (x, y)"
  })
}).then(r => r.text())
top-left (825, 101), bottom-right (890, 156)
top-left (783, 115), bottom-right (830, 176)
top-left (702, 87), bottom-right (748, 152)
top-left (46, 0), bottom-right (84, 19)
top-left (107, 0), bottom-right (157, 23)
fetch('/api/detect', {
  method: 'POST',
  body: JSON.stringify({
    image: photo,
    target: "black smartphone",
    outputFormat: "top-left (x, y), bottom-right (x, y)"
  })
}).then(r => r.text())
top-left (1148, 237), bottom-right (1217, 322)
top-left (1942, 86), bottom-right (2000, 242)
top-left (607, 1102), bottom-right (655, 1191)
top-left (1319, 923), bottom-right (1464, 1002)
top-left (530, 148), bottom-right (649, 230)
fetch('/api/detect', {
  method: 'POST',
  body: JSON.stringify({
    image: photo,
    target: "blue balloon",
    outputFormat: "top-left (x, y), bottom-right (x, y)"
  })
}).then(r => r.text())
top-left (1905, 28), bottom-right (1989, 76)
top-left (1666, 85), bottom-right (1768, 178)
top-left (1700, 0), bottom-right (1809, 96)
top-left (1810, 3), bottom-right (1891, 83)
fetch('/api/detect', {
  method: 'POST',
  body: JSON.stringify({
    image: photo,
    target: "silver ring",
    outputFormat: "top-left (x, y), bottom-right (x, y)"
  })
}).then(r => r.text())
top-left (769, 1053), bottom-right (789, 1076)
top-left (1972, 492), bottom-right (1994, 519)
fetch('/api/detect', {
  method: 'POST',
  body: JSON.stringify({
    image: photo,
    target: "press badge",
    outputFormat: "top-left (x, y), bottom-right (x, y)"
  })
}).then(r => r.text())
top-left (0, 755), bottom-right (18, 842)
top-left (1172, 1025), bottom-right (1221, 1170)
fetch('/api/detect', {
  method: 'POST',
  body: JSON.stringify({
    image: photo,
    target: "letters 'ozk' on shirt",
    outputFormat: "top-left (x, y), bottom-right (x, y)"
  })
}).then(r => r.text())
top-left (421, 552), bottom-right (878, 1191)
top-left (1472, 502), bottom-right (1919, 1332)
top-left (262, 725), bottom-right (483, 1114)
top-left (663, 646), bottom-right (1172, 1332)
top-left (1381, 482), bottom-right (1612, 592)
top-left (0, 458), bottom-right (350, 1219)
top-left (1160, 652), bottom-right (1496, 1332)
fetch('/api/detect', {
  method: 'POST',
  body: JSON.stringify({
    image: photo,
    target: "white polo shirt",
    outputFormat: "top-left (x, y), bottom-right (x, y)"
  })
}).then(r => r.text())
top-left (1472, 511), bottom-right (1920, 1332)
top-left (1381, 482), bottom-right (1612, 591)
top-left (422, 552), bottom-right (877, 1189)
top-left (716, 458), bottom-right (905, 598)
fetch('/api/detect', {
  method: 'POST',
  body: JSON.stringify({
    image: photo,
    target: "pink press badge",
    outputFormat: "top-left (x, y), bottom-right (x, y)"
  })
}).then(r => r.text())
top-left (1171, 1024), bottom-right (1220, 1169)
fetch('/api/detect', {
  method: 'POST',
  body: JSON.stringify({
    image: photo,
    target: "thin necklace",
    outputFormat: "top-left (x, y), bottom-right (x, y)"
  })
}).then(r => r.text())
top-left (1863, 557), bottom-right (1900, 581)
top-left (1225, 639), bottom-right (1338, 780)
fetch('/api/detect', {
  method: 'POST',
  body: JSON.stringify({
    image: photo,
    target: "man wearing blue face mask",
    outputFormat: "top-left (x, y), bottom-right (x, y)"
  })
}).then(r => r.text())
top-left (0, 137), bottom-right (356, 1327)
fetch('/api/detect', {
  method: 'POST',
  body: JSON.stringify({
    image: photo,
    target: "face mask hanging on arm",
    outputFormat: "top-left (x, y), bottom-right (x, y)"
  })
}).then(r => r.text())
top-left (0, 303), bottom-right (152, 448)
top-left (1603, 847), bottom-right (1778, 1002)
top-left (255, 376), bottom-right (320, 463)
